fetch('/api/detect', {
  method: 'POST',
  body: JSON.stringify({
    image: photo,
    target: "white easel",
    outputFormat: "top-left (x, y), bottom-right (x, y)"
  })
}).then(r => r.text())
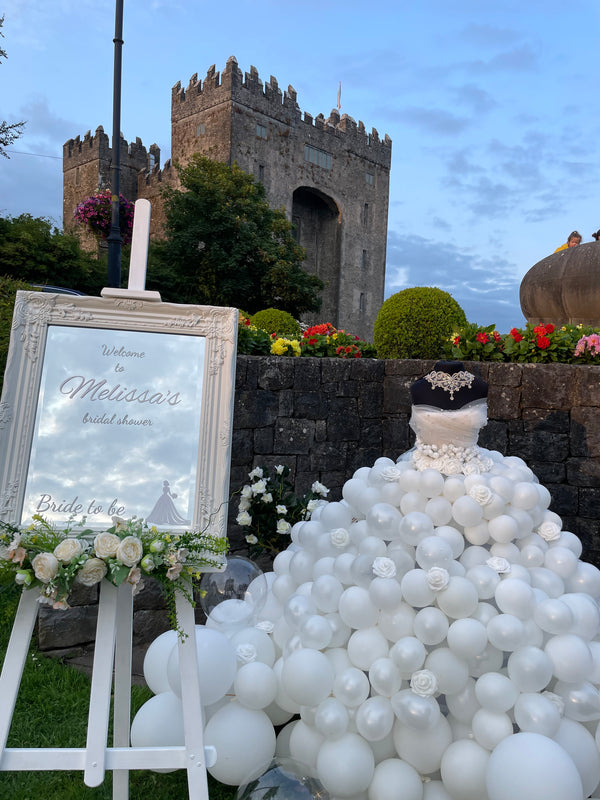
top-left (0, 200), bottom-right (215, 799)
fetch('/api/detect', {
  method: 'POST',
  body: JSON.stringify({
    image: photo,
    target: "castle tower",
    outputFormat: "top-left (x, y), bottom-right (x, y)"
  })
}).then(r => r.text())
top-left (168, 57), bottom-right (392, 338)
top-left (64, 57), bottom-right (391, 338)
top-left (62, 127), bottom-right (158, 252)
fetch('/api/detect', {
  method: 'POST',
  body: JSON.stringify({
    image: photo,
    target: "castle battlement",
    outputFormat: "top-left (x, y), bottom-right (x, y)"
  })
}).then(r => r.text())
top-left (63, 126), bottom-right (158, 173)
top-left (171, 57), bottom-right (391, 157)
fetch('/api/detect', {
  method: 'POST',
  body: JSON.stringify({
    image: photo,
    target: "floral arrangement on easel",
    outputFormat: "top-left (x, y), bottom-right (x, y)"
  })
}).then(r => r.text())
top-left (0, 515), bottom-right (228, 634)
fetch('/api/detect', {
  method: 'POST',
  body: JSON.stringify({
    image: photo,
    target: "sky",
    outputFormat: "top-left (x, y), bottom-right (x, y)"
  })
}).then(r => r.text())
top-left (2, 0), bottom-right (600, 332)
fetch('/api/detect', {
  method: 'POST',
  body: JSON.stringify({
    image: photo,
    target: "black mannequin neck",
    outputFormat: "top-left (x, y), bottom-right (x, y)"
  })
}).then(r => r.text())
top-left (410, 361), bottom-right (488, 410)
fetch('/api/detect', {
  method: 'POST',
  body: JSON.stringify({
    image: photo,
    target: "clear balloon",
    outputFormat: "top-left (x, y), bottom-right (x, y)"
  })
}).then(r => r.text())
top-left (314, 697), bottom-right (350, 739)
top-left (391, 689), bottom-right (441, 731)
top-left (413, 607), bottom-right (449, 646)
top-left (333, 666), bottom-right (371, 707)
top-left (513, 692), bottom-right (561, 737)
top-left (389, 636), bottom-right (426, 678)
top-left (200, 556), bottom-right (267, 621)
top-left (368, 657), bottom-right (402, 697)
top-left (237, 757), bottom-right (331, 800)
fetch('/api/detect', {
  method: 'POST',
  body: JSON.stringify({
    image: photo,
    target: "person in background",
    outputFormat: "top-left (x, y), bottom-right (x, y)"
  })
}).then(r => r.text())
top-left (592, 230), bottom-right (600, 241)
top-left (554, 230), bottom-right (582, 252)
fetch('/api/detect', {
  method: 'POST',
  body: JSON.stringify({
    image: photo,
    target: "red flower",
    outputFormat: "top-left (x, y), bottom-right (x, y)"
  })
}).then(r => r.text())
top-left (492, 331), bottom-right (502, 343)
top-left (453, 335), bottom-right (461, 345)
top-left (536, 335), bottom-right (551, 349)
top-left (476, 332), bottom-right (489, 344)
top-left (510, 328), bottom-right (523, 342)
top-left (244, 318), bottom-right (251, 327)
top-left (545, 324), bottom-right (555, 334)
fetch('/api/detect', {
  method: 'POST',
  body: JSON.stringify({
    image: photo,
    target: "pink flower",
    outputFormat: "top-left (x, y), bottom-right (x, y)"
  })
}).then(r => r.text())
top-left (167, 563), bottom-right (183, 581)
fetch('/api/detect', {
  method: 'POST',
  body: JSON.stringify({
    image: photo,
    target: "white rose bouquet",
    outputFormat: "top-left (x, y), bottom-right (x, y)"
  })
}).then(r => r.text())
top-left (0, 514), bottom-right (228, 635)
top-left (235, 463), bottom-right (329, 556)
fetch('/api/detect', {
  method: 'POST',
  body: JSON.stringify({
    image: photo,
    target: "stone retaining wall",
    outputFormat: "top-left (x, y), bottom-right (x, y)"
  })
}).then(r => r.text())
top-left (37, 357), bottom-right (600, 667)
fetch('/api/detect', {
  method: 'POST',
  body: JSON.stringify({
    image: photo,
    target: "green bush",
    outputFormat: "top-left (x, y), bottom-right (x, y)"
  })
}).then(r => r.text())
top-left (249, 308), bottom-right (301, 339)
top-left (374, 287), bottom-right (467, 359)
top-left (0, 275), bottom-right (38, 397)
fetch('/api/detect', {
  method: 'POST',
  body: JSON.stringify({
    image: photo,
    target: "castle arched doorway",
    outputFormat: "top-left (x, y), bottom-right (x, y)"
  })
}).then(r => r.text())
top-left (292, 186), bottom-right (341, 327)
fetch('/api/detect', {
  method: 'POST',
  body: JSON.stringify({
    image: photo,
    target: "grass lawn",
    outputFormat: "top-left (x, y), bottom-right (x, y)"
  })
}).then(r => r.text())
top-left (0, 586), bottom-right (237, 800)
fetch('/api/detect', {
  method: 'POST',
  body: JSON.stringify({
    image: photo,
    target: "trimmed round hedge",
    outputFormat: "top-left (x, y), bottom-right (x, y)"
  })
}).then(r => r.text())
top-left (249, 308), bottom-right (301, 339)
top-left (374, 287), bottom-right (467, 359)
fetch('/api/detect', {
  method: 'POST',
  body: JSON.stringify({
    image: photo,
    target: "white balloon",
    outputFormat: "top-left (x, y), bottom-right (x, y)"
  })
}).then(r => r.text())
top-left (434, 525), bottom-right (465, 558)
top-left (435, 576), bottom-right (479, 619)
top-left (204, 701), bottom-right (276, 785)
top-left (335, 552), bottom-right (358, 584)
top-left (281, 647), bottom-right (334, 706)
top-left (488, 514), bottom-right (519, 543)
top-left (167, 625), bottom-right (236, 705)
top-left (366, 503), bottom-right (402, 540)
top-left (553, 718), bottom-right (600, 797)
top-left (485, 732), bottom-right (583, 800)
top-left (475, 672), bottom-right (519, 713)
top-left (445, 677), bottom-right (480, 723)
top-left (317, 732), bottom-right (375, 795)
top-left (143, 630), bottom-right (178, 695)
top-left (130, 691), bottom-right (184, 756)
top-left (463, 522), bottom-right (490, 546)
top-left (440, 738), bottom-right (490, 800)
top-left (413, 607), bottom-right (449, 646)
top-left (554, 680), bottom-right (600, 722)
top-left (507, 646), bottom-right (553, 692)
top-left (561, 593), bottom-right (600, 640)
top-left (544, 546), bottom-right (578, 579)
top-left (334, 666), bottom-right (371, 707)
top-left (423, 781), bottom-right (453, 800)
top-left (320, 501), bottom-right (353, 530)
top-left (466, 564), bottom-right (500, 599)
top-left (325, 612), bottom-right (352, 647)
top-left (355, 696), bottom-right (395, 741)
top-left (230, 626), bottom-right (276, 666)
top-left (514, 692), bottom-right (561, 737)
top-left (495, 579), bottom-right (535, 620)
top-left (544, 634), bottom-right (593, 683)
top-left (512, 482), bottom-right (540, 510)
top-left (416, 536), bottom-right (453, 570)
top-left (425, 647), bottom-right (469, 695)
top-left (447, 618), bottom-right (488, 659)
top-left (399, 511), bottom-right (434, 544)
top-left (472, 708), bottom-right (513, 750)
top-left (401, 569), bottom-right (435, 607)
top-left (274, 720), bottom-right (296, 758)
top-left (234, 661), bottom-right (278, 709)
top-left (347, 627), bottom-right (389, 670)
top-left (486, 613), bottom-right (525, 652)
top-left (300, 614), bottom-right (333, 649)
top-left (425, 496), bottom-right (453, 526)
top-left (339, 586), bottom-right (380, 629)
top-left (467, 643), bottom-right (504, 677)
top-left (400, 491), bottom-right (428, 515)
top-left (377, 602), bottom-right (416, 641)
top-left (369, 576), bottom-right (403, 611)
top-left (273, 550), bottom-right (295, 575)
top-left (391, 689), bottom-right (441, 731)
top-left (452, 495), bottom-right (483, 527)
top-left (393, 714), bottom-right (452, 774)
top-left (369, 758), bottom-right (424, 800)
top-left (566, 562), bottom-right (600, 598)
top-left (369, 657), bottom-right (402, 697)
top-left (284, 593), bottom-right (317, 630)
top-left (289, 718), bottom-right (324, 771)
top-left (314, 696), bottom-right (350, 739)
top-left (272, 573), bottom-right (298, 604)
top-left (312, 574), bottom-right (344, 612)
top-left (534, 598), bottom-right (574, 635)
top-left (389, 637), bottom-right (427, 678)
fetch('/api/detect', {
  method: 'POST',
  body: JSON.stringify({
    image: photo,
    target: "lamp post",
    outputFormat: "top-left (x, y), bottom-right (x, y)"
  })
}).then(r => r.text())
top-left (106, 0), bottom-right (124, 288)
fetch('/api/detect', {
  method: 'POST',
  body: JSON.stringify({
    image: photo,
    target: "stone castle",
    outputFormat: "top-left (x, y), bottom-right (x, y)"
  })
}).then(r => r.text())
top-left (63, 57), bottom-right (392, 338)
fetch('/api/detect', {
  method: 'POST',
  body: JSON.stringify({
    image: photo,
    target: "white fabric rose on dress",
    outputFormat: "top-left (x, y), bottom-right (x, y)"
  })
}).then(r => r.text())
top-left (94, 532), bottom-right (121, 559)
top-left (538, 521), bottom-right (561, 542)
top-left (410, 669), bottom-right (438, 697)
top-left (31, 552), bottom-right (59, 583)
top-left (236, 511), bottom-right (252, 526)
top-left (373, 556), bottom-right (397, 579)
top-left (277, 519), bottom-right (291, 535)
top-left (381, 466), bottom-right (403, 482)
top-left (77, 557), bottom-right (107, 587)
top-left (443, 458), bottom-right (462, 475)
top-left (463, 462), bottom-right (481, 476)
top-left (115, 536), bottom-right (143, 567)
top-left (236, 643), bottom-right (257, 663)
top-left (251, 479), bottom-right (267, 495)
top-left (330, 528), bottom-right (350, 548)
top-left (468, 485), bottom-right (493, 506)
top-left (486, 556), bottom-right (511, 574)
top-left (255, 620), bottom-right (274, 633)
top-left (54, 538), bottom-right (84, 563)
top-left (427, 567), bottom-right (450, 591)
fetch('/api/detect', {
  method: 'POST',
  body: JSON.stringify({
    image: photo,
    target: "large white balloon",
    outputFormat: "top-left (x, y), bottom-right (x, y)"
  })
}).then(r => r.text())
top-left (167, 625), bottom-right (236, 705)
top-left (485, 732), bottom-right (583, 800)
top-left (143, 630), bottom-right (178, 695)
top-left (553, 718), bottom-right (600, 798)
top-left (130, 691), bottom-right (184, 749)
top-left (204, 702), bottom-right (276, 786)
top-left (316, 732), bottom-right (375, 796)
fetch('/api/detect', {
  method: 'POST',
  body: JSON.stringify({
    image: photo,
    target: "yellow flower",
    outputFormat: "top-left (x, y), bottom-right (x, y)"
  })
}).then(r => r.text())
top-left (271, 338), bottom-right (301, 357)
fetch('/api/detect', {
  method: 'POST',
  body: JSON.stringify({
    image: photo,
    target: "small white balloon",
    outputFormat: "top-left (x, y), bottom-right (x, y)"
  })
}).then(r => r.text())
top-left (314, 696), bottom-right (350, 739)
top-left (513, 692), bottom-right (561, 737)
top-left (355, 696), bottom-right (395, 741)
top-left (440, 738), bottom-right (490, 800)
top-left (507, 646), bottom-right (553, 692)
top-left (389, 636), bottom-right (427, 678)
top-left (281, 648), bottom-right (334, 706)
top-left (474, 671), bottom-right (519, 713)
top-left (471, 707), bottom-right (513, 750)
top-left (369, 758), bottom-right (424, 800)
top-left (333, 666), bottom-right (371, 707)
top-left (234, 661), bottom-right (278, 709)
top-left (413, 607), bottom-right (449, 646)
top-left (447, 618), bottom-right (488, 659)
top-left (347, 626), bottom-right (389, 670)
top-left (399, 511), bottom-right (434, 545)
top-left (316, 733), bottom-right (375, 795)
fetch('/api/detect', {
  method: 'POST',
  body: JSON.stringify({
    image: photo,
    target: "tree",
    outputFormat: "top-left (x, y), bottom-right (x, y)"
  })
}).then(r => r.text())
top-left (0, 214), bottom-right (107, 294)
top-left (0, 16), bottom-right (25, 158)
top-left (156, 155), bottom-right (323, 315)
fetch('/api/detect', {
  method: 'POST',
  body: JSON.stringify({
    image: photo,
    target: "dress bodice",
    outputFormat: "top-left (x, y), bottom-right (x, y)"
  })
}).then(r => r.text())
top-left (406, 399), bottom-right (492, 475)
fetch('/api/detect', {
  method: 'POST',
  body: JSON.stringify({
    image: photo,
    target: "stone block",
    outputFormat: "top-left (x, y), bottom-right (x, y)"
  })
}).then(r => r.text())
top-left (38, 605), bottom-right (98, 650)
top-left (573, 365), bottom-right (600, 408)
top-left (488, 363), bottom-right (522, 387)
top-left (133, 576), bottom-right (167, 610)
top-left (488, 385), bottom-right (520, 420)
top-left (295, 391), bottom-right (330, 418)
top-left (309, 441), bottom-right (349, 472)
top-left (382, 418), bottom-right (411, 459)
top-left (546, 483), bottom-right (579, 516)
top-left (567, 457), bottom-right (600, 487)
top-left (350, 359), bottom-right (385, 382)
top-left (383, 376), bottom-right (413, 415)
top-left (257, 357), bottom-right (295, 390)
top-left (571, 407), bottom-right (600, 458)
top-left (274, 418), bottom-right (315, 453)
top-left (358, 382), bottom-right (384, 418)
top-left (326, 397), bottom-right (360, 441)
top-left (234, 389), bottom-right (279, 428)
top-left (279, 389), bottom-right (295, 417)
top-left (479, 420), bottom-right (507, 454)
top-left (521, 364), bottom-right (574, 409)
top-left (384, 359), bottom-right (432, 377)
top-left (522, 409), bottom-right (570, 433)
top-left (529, 461), bottom-right (566, 484)
top-left (293, 359), bottom-right (322, 391)
top-left (254, 426), bottom-right (274, 453)
top-left (231, 428), bottom-right (254, 465)
top-left (133, 609), bottom-right (171, 645)
top-left (579, 487), bottom-right (600, 518)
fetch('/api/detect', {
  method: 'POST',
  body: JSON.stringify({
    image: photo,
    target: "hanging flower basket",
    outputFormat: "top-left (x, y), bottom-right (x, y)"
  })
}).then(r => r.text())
top-left (74, 190), bottom-right (135, 245)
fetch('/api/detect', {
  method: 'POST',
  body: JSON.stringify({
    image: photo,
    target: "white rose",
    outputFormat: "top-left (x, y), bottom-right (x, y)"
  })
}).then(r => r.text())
top-left (427, 567), bottom-right (450, 591)
top-left (236, 511), bottom-right (252, 526)
top-left (245, 534), bottom-right (258, 545)
top-left (238, 497), bottom-right (251, 512)
top-left (275, 465), bottom-right (285, 475)
top-left (330, 528), bottom-right (350, 548)
top-left (31, 552), bottom-right (59, 583)
top-left (111, 515), bottom-right (128, 532)
top-left (538, 522), bottom-right (561, 542)
top-left (248, 467), bottom-right (264, 480)
top-left (115, 535), bottom-right (143, 567)
top-left (255, 620), bottom-right (274, 633)
top-left (252, 479), bottom-right (267, 495)
top-left (486, 556), bottom-right (511, 574)
top-left (410, 669), bottom-right (438, 697)
top-left (241, 485), bottom-right (253, 500)
top-left (277, 519), bottom-right (291, 535)
top-left (276, 505), bottom-right (287, 515)
top-left (94, 532), bottom-right (121, 559)
top-left (468, 485), bottom-right (493, 506)
top-left (306, 499), bottom-right (319, 513)
top-left (373, 556), bottom-right (397, 579)
top-left (236, 643), bottom-right (257, 663)
top-left (261, 492), bottom-right (273, 504)
top-left (77, 557), bottom-right (107, 587)
top-left (443, 458), bottom-right (462, 475)
top-left (381, 466), bottom-right (403, 482)
top-left (54, 538), bottom-right (84, 563)
top-left (311, 481), bottom-right (330, 497)
top-left (463, 462), bottom-right (481, 476)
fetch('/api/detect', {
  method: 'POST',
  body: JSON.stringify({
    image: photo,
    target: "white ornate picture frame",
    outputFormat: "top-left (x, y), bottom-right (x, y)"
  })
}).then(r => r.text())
top-left (0, 291), bottom-right (237, 543)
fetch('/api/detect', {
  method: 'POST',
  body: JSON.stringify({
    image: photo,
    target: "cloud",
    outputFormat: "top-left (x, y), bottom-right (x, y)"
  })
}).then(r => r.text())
top-left (393, 107), bottom-right (470, 135)
top-left (451, 83), bottom-right (497, 114)
top-left (459, 23), bottom-right (521, 47)
top-left (384, 228), bottom-right (524, 331)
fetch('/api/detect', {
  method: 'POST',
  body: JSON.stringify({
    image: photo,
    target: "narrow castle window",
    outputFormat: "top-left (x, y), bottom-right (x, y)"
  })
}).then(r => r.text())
top-left (304, 144), bottom-right (332, 170)
top-left (258, 164), bottom-right (265, 182)
top-left (362, 203), bottom-right (369, 227)
top-left (359, 293), bottom-right (366, 312)
top-left (196, 123), bottom-right (206, 137)
top-left (366, 172), bottom-right (374, 186)
top-left (361, 250), bottom-right (368, 271)
top-left (148, 153), bottom-right (155, 170)
top-left (256, 123), bottom-right (267, 139)
top-left (75, 167), bottom-right (80, 186)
